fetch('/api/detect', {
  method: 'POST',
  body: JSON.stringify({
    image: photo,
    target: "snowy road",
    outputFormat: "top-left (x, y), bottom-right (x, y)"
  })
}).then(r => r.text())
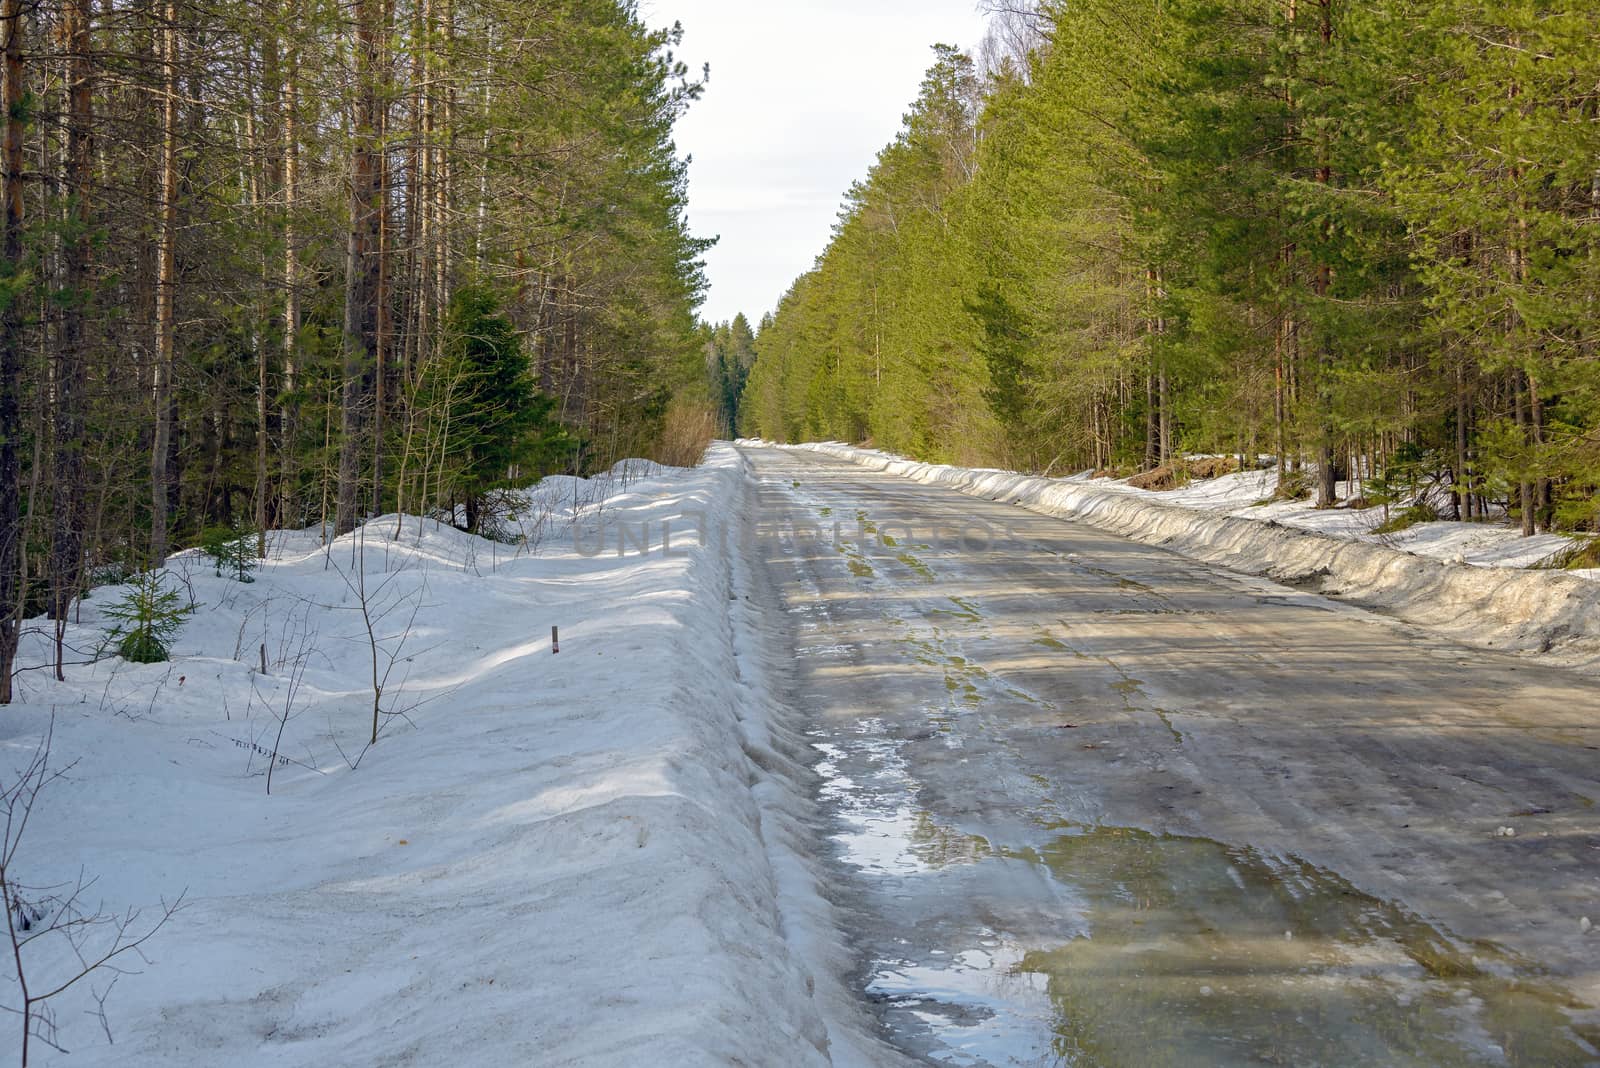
top-left (740, 445), bottom-right (1600, 1066)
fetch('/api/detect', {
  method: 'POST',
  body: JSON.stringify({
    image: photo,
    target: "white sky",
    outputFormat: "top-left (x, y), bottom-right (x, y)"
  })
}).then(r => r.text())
top-left (646, 1), bottom-right (993, 326)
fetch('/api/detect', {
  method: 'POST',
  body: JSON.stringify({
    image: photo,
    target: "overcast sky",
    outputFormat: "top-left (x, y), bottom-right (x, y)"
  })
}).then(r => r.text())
top-left (645, 1), bottom-right (992, 326)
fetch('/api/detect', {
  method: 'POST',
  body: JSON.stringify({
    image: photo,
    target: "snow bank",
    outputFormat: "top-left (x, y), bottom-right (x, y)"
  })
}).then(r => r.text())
top-left (1, 445), bottom-right (881, 1066)
top-left (1049, 460), bottom-right (1581, 572)
top-left (772, 441), bottom-right (1600, 669)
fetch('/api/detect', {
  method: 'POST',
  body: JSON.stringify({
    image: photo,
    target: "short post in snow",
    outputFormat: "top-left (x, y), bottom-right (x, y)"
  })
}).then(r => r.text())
top-left (552, 625), bottom-right (560, 654)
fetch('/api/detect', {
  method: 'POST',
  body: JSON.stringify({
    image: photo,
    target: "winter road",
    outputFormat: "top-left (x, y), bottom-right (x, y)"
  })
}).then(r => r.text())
top-left (740, 444), bottom-right (1600, 1067)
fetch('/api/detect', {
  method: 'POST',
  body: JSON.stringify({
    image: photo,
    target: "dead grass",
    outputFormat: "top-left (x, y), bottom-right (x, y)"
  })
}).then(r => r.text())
top-left (1371, 502), bottom-right (1438, 535)
top-left (653, 396), bottom-right (718, 468)
top-left (1127, 456), bottom-right (1240, 491)
top-left (1534, 537), bottom-right (1600, 571)
top-left (1187, 456), bottom-right (1240, 480)
top-left (1128, 465), bottom-right (1184, 490)
top-left (1273, 471), bottom-right (1313, 501)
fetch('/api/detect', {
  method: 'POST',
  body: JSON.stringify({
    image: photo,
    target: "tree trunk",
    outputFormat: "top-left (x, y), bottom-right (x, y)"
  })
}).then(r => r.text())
top-left (1311, 0), bottom-right (1339, 510)
top-left (150, 0), bottom-right (179, 565)
top-left (279, 9), bottom-right (300, 528)
top-left (1157, 368), bottom-right (1171, 466)
top-left (372, 103), bottom-right (390, 519)
top-left (52, 0), bottom-right (93, 679)
top-left (336, 0), bottom-right (383, 535)
top-left (0, 0), bottom-right (25, 702)
top-left (1529, 377), bottom-right (1549, 532)
top-left (1452, 360), bottom-right (1467, 521)
top-left (1514, 372), bottom-right (1534, 537)
top-left (255, 4), bottom-right (282, 555)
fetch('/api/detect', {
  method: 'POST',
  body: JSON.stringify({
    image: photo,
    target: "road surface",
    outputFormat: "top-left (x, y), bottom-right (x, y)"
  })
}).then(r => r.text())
top-left (738, 444), bottom-right (1600, 1067)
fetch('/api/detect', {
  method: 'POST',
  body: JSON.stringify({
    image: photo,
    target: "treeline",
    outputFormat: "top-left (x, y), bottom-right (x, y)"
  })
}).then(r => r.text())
top-left (704, 312), bottom-right (756, 437)
top-left (0, 0), bottom-right (712, 698)
top-left (743, 1), bottom-right (1598, 537)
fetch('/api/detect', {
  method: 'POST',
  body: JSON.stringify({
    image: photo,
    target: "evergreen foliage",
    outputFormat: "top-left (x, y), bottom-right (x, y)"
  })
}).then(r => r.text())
top-left (200, 521), bottom-right (258, 583)
top-left (436, 285), bottom-right (571, 531)
top-left (102, 572), bottom-right (193, 664)
top-left (741, 4), bottom-right (1600, 532)
top-left (0, 0), bottom-right (715, 697)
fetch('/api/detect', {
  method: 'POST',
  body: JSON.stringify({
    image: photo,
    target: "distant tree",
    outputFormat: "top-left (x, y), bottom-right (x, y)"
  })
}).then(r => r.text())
top-left (706, 313), bottom-right (757, 436)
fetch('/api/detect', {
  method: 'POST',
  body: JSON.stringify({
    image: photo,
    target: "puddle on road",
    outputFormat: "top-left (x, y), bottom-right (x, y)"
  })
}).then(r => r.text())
top-left (872, 936), bottom-right (1059, 1067)
top-left (856, 822), bottom-right (1598, 1066)
top-left (815, 730), bottom-right (988, 876)
top-left (819, 717), bottom-right (1598, 1067)
top-left (1007, 825), bottom-right (1597, 1067)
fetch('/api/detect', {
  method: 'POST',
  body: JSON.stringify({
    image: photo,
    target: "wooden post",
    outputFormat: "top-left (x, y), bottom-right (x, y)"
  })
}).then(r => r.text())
top-left (551, 625), bottom-right (559, 654)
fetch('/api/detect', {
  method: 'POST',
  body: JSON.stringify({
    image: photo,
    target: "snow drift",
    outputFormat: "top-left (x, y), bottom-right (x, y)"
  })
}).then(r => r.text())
top-left (778, 442), bottom-right (1600, 670)
top-left (0, 444), bottom-right (883, 1066)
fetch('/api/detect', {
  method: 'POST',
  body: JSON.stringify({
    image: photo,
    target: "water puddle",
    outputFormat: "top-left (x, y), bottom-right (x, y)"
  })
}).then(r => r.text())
top-left (814, 729), bottom-right (989, 874)
top-left (1013, 825), bottom-right (1596, 1066)
top-left (816, 711), bottom-right (1594, 1066)
top-left (872, 937), bottom-right (1059, 1066)
top-left (859, 822), bottom-right (1598, 1067)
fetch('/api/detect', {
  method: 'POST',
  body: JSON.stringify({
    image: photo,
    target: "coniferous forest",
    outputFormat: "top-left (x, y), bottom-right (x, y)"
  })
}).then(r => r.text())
top-left (0, 0), bottom-right (712, 699)
top-left (739, 1), bottom-right (1599, 540)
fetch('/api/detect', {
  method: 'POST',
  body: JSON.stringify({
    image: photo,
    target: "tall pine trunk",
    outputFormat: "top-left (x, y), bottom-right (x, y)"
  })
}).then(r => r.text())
top-left (279, 8), bottom-right (300, 529)
top-left (336, 0), bottom-right (383, 535)
top-left (52, 0), bottom-right (93, 678)
top-left (1311, 0), bottom-right (1338, 509)
top-left (255, 4), bottom-right (282, 555)
top-left (150, 0), bottom-right (179, 565)
top-left (0, 0), bottom-right (24, 702)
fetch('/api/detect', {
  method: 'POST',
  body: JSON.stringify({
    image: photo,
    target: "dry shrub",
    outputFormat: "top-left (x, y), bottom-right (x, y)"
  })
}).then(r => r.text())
top-left (1187, 456), bottom-right (1239, 480)
top-left (1128, 456), bottom-right (1238, 491)
top-left (1534, 537), bottom-right (1600, 571)
top-left (654, 395), bottom-right (719, 468)
top-left (1371, 501), bottom-right (1438, 535)
top-left (1128, 464), bottom-right (1185, 490)
top-left (1274, 471), bottom-right (1313, 501)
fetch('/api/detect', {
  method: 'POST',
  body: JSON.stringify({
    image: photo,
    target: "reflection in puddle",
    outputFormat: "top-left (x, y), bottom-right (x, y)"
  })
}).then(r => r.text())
top-left (872, 938), bottom-right (1057, 1066)
top-left (815, 732), bottom-right (928, 876)
top-left (814, 730), bottom-right (991, 875)
top-left (1016, 825), bottom-right (1598, 1066)
top-left (818, 722), bottom-right (1599, 1068)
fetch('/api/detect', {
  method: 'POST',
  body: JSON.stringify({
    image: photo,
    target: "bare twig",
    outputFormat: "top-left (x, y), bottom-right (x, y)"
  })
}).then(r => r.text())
top-left (1, 721), bottom-right (185, 1064)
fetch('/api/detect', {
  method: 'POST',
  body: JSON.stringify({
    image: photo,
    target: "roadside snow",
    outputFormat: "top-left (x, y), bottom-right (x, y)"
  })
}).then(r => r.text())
top-left (769, 442), bottom-right (1600, 670)
top-left (1049, 462), bottom-right (1581, 572)
top-left (1, 444), bottom-right (883, 1066)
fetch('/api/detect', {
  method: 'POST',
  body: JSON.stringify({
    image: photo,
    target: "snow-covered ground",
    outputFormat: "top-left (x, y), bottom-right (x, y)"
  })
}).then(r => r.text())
top-left (1072, 461), bottom-right (1583, 572)
top-left (1, 445), bottom-right (882, 1066)
top-left (772, 442), bottom-right (1600, 668)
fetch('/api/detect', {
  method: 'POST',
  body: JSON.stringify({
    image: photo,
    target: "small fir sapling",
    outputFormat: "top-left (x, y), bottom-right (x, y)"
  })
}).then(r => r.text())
top-left (101, 573), bottom-right (193, 664)
top-left (200, 521), bottom-right (258, 583)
